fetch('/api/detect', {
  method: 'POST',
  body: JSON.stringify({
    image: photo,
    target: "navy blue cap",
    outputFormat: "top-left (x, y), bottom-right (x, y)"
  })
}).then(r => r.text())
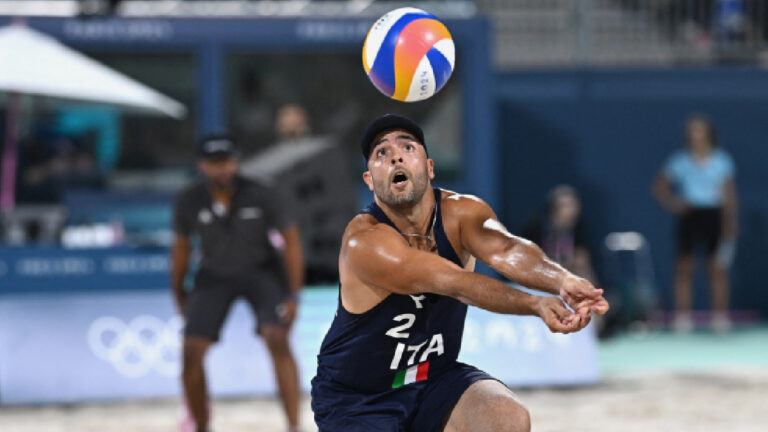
top-left (360, 114), bottom-right (427, 162)
top-left (198, 133), bottom-right (237, 159)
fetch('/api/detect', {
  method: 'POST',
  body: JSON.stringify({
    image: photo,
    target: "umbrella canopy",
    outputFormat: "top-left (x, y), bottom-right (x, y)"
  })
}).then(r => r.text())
top-left (0, 25), bottom-right (186, 118)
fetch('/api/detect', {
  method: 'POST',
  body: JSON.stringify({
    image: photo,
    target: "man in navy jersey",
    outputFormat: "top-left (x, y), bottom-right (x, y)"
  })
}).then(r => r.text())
top-left (311, 114), bottom-right (609, 432)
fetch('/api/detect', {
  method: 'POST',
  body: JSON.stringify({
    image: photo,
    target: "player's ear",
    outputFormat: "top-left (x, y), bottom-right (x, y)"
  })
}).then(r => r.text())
top-left (427, 159), bottom-right (435, 180)
top-left (197, 160), bottom-right (207, 175)
top-left (363, 171), bottom-right (374, 191)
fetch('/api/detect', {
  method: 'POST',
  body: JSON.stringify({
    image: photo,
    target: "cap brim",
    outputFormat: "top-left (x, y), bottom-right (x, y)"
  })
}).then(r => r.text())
top-left (199, 151), bottom-right (236, 160)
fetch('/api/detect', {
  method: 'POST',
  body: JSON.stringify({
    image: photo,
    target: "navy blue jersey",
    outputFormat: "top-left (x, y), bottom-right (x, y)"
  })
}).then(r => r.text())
top-left (314, 187), bottom-right (469, 393)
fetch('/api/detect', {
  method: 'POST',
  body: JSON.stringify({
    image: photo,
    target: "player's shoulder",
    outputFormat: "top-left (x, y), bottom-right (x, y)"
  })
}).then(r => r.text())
top-left (663, 150), bottom-right (690, 176)
top-left (439, 188), bottom-right (492, 217)
top-left (341, 213), bottom-right (402, 252)
top-left (344, 213), bottom-right (397, 239)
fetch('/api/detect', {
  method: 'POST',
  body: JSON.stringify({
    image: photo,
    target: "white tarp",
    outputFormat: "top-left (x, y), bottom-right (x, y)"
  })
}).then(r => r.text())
top-left (0, 25), bottom-right (185, 118)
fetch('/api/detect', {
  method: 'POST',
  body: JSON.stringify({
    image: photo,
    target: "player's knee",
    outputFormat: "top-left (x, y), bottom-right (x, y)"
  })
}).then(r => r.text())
top-left (260, 326), bottom-right (290, 355)
top-left (512, 403), bottom-right (531, 432)
top-left (494, 396), bottom-right (530, 432)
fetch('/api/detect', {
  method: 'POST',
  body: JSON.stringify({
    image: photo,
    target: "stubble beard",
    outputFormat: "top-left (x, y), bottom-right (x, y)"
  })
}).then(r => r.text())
top-left (374, 169), bottom-right (429, 210)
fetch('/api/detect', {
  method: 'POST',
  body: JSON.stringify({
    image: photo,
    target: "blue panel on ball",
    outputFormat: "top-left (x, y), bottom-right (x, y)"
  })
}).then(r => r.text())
top-left (370, 11), bottom-right (432, 97)
top-left (426, 46), bottom-right (453, 92)
top-left (369, 69), bottom-right (395, 97)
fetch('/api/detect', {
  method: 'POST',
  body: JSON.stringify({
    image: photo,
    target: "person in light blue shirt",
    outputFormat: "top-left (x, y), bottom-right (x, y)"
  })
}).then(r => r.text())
top-left (653, 114), bottom-right (739, 333)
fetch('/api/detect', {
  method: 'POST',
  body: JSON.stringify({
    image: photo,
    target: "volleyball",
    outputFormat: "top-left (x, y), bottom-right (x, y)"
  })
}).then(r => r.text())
top-left (362, 7), bottom-right (455, 102)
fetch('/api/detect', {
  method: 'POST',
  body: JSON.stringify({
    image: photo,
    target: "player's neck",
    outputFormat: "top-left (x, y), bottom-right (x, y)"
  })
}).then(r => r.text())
top-left (208, 181), bottom-right (236, 205)
top-left (691, 148), bottom-right (712, 161)
top-left (378, 189), bottom-right (436, 236)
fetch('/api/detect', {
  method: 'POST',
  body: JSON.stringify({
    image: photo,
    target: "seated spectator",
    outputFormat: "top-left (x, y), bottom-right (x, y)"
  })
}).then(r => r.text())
top-left (520, 185), bottom-right (597, 284)
top-left (17, 127), bottom-right (104, 204)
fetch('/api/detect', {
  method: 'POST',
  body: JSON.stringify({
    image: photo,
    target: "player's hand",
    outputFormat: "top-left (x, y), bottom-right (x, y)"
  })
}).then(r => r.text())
top-left (559, 275), bottom-right (609, 320)
top-left (277, 298), bottom-right (298, 328)
top-left (534, 296), bottom-right (586, 334)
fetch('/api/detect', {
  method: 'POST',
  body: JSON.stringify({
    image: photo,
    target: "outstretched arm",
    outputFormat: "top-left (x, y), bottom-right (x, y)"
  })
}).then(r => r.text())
top-left (343, 225), bottom-right (584, 333)
top-left (456, 197), bottom-right (609, 318)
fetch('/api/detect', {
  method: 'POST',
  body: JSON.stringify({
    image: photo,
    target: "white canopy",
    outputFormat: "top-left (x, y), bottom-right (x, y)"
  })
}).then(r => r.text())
top-left (0, 24), bottom-right (187, 211)
top-left (0, 25), bottom-right (186, 118)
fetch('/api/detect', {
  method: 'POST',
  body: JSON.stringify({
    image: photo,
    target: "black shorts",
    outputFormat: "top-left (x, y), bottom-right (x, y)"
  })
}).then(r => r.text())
top-left (184, 269), bottom-right (288, 342)
top-left (677, 207), bottom-right (723, 255)
top-left (311, 362), bottom-right (498, 432)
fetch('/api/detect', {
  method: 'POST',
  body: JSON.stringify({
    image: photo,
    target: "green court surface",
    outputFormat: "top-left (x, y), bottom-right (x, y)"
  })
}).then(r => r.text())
top-left (598, 326), bottom-right (768, 374)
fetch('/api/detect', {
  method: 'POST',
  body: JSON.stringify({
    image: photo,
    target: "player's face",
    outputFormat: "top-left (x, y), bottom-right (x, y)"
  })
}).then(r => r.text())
top-left (552, 194), bottom-right (580, 229)
top-left (198, 156), bottom-right (238, 189)
top-left (363, 129), bottom-right (434, 209)
top-left (686, 119), bottom-right (713, 152)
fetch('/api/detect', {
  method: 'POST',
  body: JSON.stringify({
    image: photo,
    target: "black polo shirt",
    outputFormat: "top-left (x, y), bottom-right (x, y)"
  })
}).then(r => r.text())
top-left (173, 175), bottom-right (294, 279)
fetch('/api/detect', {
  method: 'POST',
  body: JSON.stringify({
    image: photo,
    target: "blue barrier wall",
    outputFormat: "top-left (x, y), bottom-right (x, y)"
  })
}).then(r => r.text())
top-left (496, 67), bottom-right (768, 315)
top-left (0, 286), bottom-right (597, 404)
top-left (0, 247), bottom-right (169, 293)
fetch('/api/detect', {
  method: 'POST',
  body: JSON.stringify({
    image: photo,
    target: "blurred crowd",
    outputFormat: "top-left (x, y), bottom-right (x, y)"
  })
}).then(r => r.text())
top-left (623, 0), bottom-right (768, 45)
top-left (14, 114), bottom-right (105, 204)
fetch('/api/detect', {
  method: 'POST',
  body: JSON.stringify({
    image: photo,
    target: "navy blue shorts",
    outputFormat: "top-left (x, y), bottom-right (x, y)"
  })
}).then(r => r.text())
top-left (311, 362), bottom-right (497, 432)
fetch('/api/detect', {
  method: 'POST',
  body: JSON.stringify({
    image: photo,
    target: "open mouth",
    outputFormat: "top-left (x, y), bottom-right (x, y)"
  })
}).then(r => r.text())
top-left (392, 170), bottom-right (409, 186)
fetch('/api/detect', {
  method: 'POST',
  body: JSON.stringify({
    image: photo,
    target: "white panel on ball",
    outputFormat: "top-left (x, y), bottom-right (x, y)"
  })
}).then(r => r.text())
top-left (432, 38), bottom-right (456, 69)
top-left (406, 56), bottom-right (436, 102)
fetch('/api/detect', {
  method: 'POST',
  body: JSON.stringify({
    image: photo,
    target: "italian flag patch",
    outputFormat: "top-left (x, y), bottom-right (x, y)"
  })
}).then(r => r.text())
top-left (391, 361), bottom-right (430, 389)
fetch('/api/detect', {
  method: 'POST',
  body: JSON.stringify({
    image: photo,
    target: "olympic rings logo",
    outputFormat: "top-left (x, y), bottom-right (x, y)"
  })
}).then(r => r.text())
top-left (87, 315), bottom-right (183, 378)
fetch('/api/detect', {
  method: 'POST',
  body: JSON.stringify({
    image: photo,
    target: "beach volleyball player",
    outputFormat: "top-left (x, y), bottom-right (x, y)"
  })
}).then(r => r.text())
top-left (310, 115), bottom-right (609, 431)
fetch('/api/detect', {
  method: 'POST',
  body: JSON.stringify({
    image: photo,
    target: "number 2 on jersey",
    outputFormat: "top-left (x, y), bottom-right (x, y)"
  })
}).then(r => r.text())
top-left (385, 314), bottom-right (416, 339)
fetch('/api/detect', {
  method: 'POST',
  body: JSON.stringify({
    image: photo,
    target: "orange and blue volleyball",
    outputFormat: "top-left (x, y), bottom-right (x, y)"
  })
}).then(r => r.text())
top-left (363, 8), bottom-right (455, 102)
